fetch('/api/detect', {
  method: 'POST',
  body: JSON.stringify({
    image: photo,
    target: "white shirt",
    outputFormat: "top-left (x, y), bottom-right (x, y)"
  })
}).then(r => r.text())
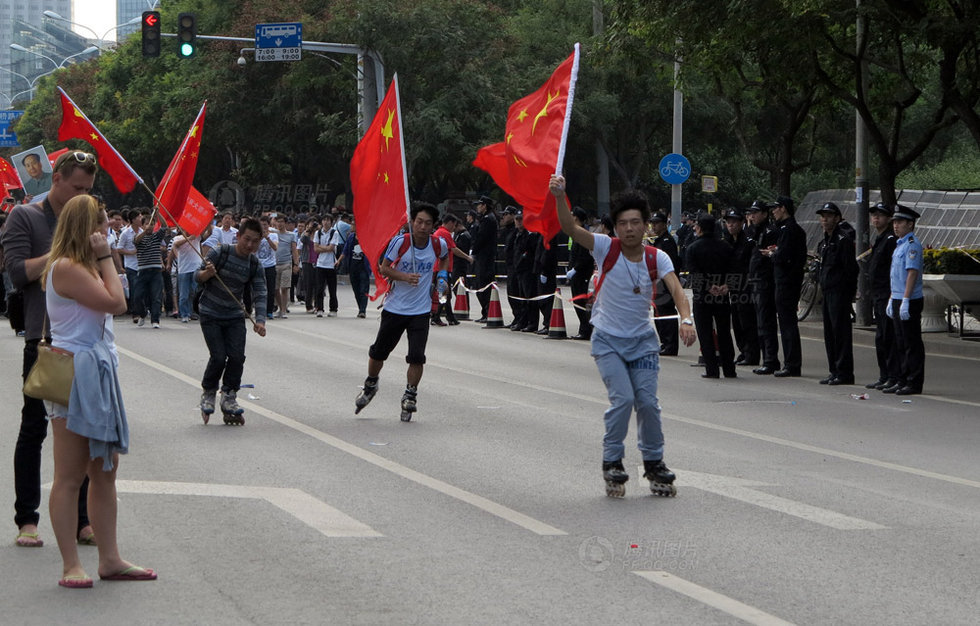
top-left (203, 226), bottom-right (238, 250)
top-left (118, 225), bottom-right (139, 271)
top-left (173, 235), bottom-right (202, 275)
top-left (589, 233), bottom-right (675, 339)
top-left (314, 228), bottom-right (339, 269)
top-left (383, 235), bottom-right (448, 315)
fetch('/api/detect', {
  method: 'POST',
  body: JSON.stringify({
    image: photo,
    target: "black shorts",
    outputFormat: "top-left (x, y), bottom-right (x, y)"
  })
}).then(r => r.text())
top-left (368, 310), bottom-right (430, 364)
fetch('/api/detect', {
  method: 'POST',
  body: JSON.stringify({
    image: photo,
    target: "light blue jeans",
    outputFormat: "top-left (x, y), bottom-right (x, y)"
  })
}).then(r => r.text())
top-left (591, 329), bottom-right (664, 463)
top-left (177, 272), bottom-right (196, 319)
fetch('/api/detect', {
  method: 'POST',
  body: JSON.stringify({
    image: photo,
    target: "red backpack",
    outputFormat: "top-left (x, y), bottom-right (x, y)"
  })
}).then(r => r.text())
top-left (380, 233), bottom-right (444, 289)
top-left (591, 237), bottom-right (659, 303)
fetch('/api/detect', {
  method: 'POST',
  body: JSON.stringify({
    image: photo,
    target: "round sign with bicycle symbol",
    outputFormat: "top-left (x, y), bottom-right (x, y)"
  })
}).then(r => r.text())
top-left (658, 153), bottom-right (691, 185)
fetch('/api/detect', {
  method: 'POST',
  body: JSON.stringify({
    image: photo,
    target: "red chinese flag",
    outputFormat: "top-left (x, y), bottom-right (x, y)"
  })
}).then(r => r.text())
top-left (47, 148), bottom-right (69, 169)
top-left (0, 156), bottom-right (22, 190)
top-left (473, 46), bottom-right (580, 245)
top-left (350, 76), bottom-right (410, 300)
top-left (155, 102), bottom-right (207, 227)
top-left (177, 186), bottom-right (217, 237)
top-left (57, 88), bottom-right (142, 193)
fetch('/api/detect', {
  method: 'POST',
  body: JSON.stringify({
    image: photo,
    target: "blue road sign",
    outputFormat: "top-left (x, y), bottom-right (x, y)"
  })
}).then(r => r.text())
top-left (254, 22), bottom-right (303, 62)
top-left (0, 110), bottom-right (24, 148)
top-left (659, 153), bottom-right (691, 185)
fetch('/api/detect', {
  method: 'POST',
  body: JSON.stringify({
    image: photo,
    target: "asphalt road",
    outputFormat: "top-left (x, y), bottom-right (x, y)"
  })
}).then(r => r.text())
top-left (2, 294), bottom-right (979, 625)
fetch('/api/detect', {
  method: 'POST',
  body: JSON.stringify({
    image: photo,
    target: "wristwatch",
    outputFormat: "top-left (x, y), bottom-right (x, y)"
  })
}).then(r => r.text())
top-left (681, 317), bottom-right (694, 326)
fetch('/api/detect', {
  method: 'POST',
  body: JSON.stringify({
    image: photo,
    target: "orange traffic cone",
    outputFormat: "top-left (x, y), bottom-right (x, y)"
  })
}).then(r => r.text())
top-left (547, 289), bottom-right (567, 339)
top-left (483, 284), bottom-right (504, 328)
top-left (453, 281), bottom-right (470, 320)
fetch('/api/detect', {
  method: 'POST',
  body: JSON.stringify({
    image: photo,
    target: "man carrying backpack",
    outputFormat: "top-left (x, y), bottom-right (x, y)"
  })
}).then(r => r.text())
top-left (354, 203), bottom-right (449, 422)
top-left (551, 175), bottom-right (695, 499)
top-left (195, 217), bottom-right (267, 425)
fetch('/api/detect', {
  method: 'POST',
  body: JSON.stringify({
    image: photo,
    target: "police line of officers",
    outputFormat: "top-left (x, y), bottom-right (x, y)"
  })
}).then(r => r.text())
top-left (644, 198), bottom-right (925, 395)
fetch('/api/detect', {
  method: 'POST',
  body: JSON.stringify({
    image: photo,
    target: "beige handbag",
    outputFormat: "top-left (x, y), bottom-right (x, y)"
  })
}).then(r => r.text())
top-left (23, 315), bottom-right (75, 407)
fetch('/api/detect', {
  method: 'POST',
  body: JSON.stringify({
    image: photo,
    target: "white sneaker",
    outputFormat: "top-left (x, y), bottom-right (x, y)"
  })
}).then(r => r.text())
top-left (152, 322), bottom-right (160, 329)
top-left (138, 317), bottom-right (145, 327)
top-left (316, 311), bottom-right (323, 317)
top-left (181, 317), bottom-right (190, 323)
top-left (327, 311), bottom-right (336, 317)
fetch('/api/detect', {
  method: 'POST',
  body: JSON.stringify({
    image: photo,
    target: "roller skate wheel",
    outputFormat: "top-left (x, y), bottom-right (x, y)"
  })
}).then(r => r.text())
top-left (201, 411), bottom-right (210, 425)
top-left (222, 413), bottom-right (245, 426)
top-left (649, 482), bottom-right (677, 497)
top-left (605, 481), bottom-right (626, 498)
top-left (400, 410), bottom-right (413, 422)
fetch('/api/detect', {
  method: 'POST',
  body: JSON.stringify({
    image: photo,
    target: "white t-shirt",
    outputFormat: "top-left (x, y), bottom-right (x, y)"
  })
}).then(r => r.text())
top-left (174, 235), bottom-right (202, 275)
top-left (314, 228), bottom-right (340, 269)
top-left (590, 233), bottom-right (675, 339)
top-left (118, 225), bottom-right (139, 271)
top-left (257, 232), bottom-right (278, 269)
top-left (203, 226), bottom-right (238, 250)
top-left (382, 235), bottom-right (448, 316)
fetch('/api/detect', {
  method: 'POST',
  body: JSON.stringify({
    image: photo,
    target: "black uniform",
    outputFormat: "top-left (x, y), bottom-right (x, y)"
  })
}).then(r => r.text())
top-left (771, 215), bottom-right (808, 374)
top-left (508, 227), bottom-right (532, 330)
top-left (817, 224), bottom-right (858, 382)
top-left (724, 228), bottom-right (759, 365)
top-left (867, 226), bottom-right (899, 385)
top-left (532, 235), bottom-right (559, 333)
top-left (471, 211), bottom-right (498, 319)
top-left (675, 223), bottom-right (694, 271)
top-left (451, 228), bottom-right (472, 288)
top-left (652, 232), bottom-right (679, 355)
top-left (748, 221), bottom-right (781, 370)
top-left (518, 231), bottom-right (542, 332)
top-left (686, 234), bottom-right (737, 377)
top-left (501, 221), bottom-right (517, 320)
top-left (568, 238), bottom-right (595, 339)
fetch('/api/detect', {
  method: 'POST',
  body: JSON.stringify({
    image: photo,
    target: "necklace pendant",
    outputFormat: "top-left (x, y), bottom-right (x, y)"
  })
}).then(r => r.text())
top-left (633, 286), bottom-right (641, 294)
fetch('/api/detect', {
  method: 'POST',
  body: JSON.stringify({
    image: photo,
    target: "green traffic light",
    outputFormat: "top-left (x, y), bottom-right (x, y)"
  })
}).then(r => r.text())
top-left (180, 43), bottom-right (195, 57)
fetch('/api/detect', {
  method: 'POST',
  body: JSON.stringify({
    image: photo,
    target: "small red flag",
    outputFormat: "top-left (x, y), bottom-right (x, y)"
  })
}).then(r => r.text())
top-left (154, 102), bottom-right (207, 227)
top-left (0, 156), bottom-right (22, 191)
top-left (350, 76), bottom-right (410, 300)
top-left (473, 45), bottom-right (580, 245)
top-left (177, 186), bottom-right (217, 237)
top-left (47, 148), bottom-right (69, 169)
top-left (57, 87), bottom-right (142, 193)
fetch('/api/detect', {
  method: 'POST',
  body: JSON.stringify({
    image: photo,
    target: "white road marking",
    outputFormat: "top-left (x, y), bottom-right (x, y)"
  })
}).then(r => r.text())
top-left (633, 571), bottom-right (797, 626)
top-left (670, 469), bottom-right (886, 530)
top-left (116, 346), bottom-right (567, 537)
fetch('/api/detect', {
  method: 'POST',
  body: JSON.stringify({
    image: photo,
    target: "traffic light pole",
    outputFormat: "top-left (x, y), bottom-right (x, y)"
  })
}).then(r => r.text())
top-left (160, 33), bottom-right (384, 133)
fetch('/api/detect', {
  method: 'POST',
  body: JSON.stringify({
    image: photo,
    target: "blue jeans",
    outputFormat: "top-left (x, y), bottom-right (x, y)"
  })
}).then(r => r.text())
top-left (133, 267), bottom-right (163, 323)
top-left (349, 263), bottom-right (370, 314)
top-left (200, 315), bottom-right (247, 393)
top-left (177, 272), bottom-right (195, 319)
top-left (591, 329), bottom-right (664, 463)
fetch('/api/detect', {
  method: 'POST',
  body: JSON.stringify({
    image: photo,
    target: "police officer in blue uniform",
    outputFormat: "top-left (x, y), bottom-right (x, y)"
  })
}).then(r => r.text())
top-left (883, 205), bottom-right (925, 395)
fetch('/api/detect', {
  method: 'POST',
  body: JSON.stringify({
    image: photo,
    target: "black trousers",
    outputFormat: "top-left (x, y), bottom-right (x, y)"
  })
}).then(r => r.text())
top-left (518, 271), bottom-right (540, 330)
top-left (474, 257), bottom-right (495, 317)
top-left (654, 290), bottom-right (678, 355)
top-left (751, 277), bottom-right (780, 368)
top-left (315, 267), bottom-right (338, 313)
top-left (694, 299), bottom-right (736, 377)
top-left (537, 275), bottom-right (557, 329)
top-left (775, 279), bottom-right (803, 371)
top-left (873, 297), bottom-right (900, 382)
top-left (301, 263), bottom-right (316, 310)
top-left (891, 297), bottom-right (925, 391)
top-left (15, 339), bottom-right (89, 530)
top-left (821, 288), bottom-right (854, 379)
top-left (508, 275), bottom-right (527, 328)
top-left (200, 315), bottom-right (247, 393)
top-left (264, 266), bottom-right (277, 316)
top-left (730, 289), bottom-right (758, 363)
top-left (570, 271), bottom-right (593, 338)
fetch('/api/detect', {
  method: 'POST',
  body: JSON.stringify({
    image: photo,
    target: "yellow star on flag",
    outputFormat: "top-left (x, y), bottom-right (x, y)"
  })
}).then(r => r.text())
top-left (517, 109), bottom-right (529, 122)
top-left (89, 132), bottom-right (100, 141)
top-left (506, 132), bottom-right (514, 145)
top-left (73, 107), bottom-right (84, 118)
top-left (380, 109), bottom-right (395, 152)
top-left (190, 125), bottom-right (198, 138)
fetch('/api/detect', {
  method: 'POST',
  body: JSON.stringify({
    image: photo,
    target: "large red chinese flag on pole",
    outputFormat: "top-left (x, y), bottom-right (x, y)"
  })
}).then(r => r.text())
top-left (473, 44), bottom-right (580, 244)
top-left (57, 87), bottom-right (142, 193)
top-left (350, 75), bottom-right (411, 301)
top-left (154, 102), bottom-right (207, 226)
top-left (0, 156), bottom-right (22, 191)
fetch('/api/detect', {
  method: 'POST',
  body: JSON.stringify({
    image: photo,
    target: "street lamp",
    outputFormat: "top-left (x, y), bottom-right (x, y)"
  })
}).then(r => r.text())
top-left (42, 11), bottom-right (142, 53)
top-left (9, 44), bottom-right (99, 69)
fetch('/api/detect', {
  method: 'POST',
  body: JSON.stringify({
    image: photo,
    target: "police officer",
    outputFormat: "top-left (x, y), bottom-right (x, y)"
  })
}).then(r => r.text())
top-left (864, 203), bottom-right (899, 389)
top-left (815, 202), bottom-right (858, 385)
top-left (470, 195), bottom-right (497, 323)
top-left (723, 207), bottom-right (759, 366)
top-left (883, 205), bottom-right (924, 395)
top-left (686, 214), bottom-right (737, 378)
top-left (649, 212), bottom-right (679, 355)
top-left (746, 201), bottom-right (781, 374)
top-left (766, 196), bottom-right (807, 377)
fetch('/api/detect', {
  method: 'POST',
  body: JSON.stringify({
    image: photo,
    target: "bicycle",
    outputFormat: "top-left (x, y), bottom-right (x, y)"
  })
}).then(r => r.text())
top-left (797, 253), bottom-right (820, 321)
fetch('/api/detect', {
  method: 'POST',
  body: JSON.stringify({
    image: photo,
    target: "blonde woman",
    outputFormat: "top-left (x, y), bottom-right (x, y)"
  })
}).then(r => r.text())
top-left (42, 195), bottom-right (156, 588)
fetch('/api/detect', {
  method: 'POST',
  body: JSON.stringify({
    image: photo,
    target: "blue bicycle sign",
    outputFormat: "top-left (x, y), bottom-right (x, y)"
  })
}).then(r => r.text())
top-left (658, 153), bottom-right (691, 185)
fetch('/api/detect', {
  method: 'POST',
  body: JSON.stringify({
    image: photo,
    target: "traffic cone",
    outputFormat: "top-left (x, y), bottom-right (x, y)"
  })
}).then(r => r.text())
top-left (483, 284), bottom-right (504, 328)
top-left (547, 289), bottom-right (567, 339)
top-left (453, 280), bottom-right (470, 320)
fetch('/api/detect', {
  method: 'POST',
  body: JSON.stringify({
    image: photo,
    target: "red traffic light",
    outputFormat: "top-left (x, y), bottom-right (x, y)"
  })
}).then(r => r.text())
top-left (143, 12), bottom-right (158, 27)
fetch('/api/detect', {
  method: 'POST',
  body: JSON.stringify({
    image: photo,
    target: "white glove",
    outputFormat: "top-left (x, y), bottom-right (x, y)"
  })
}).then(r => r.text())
top-left (565, 268), bottom-right (576, 281)
top-left (539, 275), bottom-right (547, 284)
top-left (886, 300), bottom-right (893, 318)
top-left (900, 298), bottom-right (910, 321)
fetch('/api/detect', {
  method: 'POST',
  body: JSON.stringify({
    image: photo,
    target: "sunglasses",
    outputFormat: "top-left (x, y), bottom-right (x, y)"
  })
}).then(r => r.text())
top-left (55, 151), bottom-right (97, 171)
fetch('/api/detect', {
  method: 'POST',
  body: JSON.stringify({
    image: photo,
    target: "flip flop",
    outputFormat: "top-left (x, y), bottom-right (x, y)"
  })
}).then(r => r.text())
top-left (77, 528), bottom-right (97, 546)
top-left (59, 575), bottom-right (94, 589)
top-left (99, 566), bottom-right (157, 581)
top-left (15, 532), bottom-right (43, 548)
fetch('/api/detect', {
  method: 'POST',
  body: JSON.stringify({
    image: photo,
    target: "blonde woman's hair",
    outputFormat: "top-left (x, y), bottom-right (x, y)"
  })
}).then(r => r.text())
top-left (41, 194), bottom-right (105, 289)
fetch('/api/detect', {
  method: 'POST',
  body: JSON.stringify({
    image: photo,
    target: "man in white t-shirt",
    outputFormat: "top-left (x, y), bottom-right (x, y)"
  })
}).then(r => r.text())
top-left (201, 212), bottom-right (238, 256)
top-left (312, 214), bottom-right (341, 316)
top-left (169, 232), bottom-right (203, 322)
top-left (354, 203), bottom-right (449, 421)
top-left (551, 175), bottom-right (695, 499)
top-left (117, 212), bottom-right (141, 322)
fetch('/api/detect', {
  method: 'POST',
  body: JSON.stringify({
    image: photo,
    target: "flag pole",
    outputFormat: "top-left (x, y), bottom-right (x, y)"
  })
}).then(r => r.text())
top-left (554, 42), bottom-right (580, 176)
top-left (392, 73), bottom-right (417, 273)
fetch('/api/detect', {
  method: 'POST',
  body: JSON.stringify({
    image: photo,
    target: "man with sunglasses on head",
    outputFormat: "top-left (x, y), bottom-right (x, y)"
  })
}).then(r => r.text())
top-left (1, 151), bottom-right (99, 549)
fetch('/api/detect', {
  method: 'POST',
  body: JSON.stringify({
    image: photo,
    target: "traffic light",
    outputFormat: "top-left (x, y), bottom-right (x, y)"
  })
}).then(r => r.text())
top-left (141, 11), bottom-right (160, 58)
top-left (177, 12), bottom-right (197, 58)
